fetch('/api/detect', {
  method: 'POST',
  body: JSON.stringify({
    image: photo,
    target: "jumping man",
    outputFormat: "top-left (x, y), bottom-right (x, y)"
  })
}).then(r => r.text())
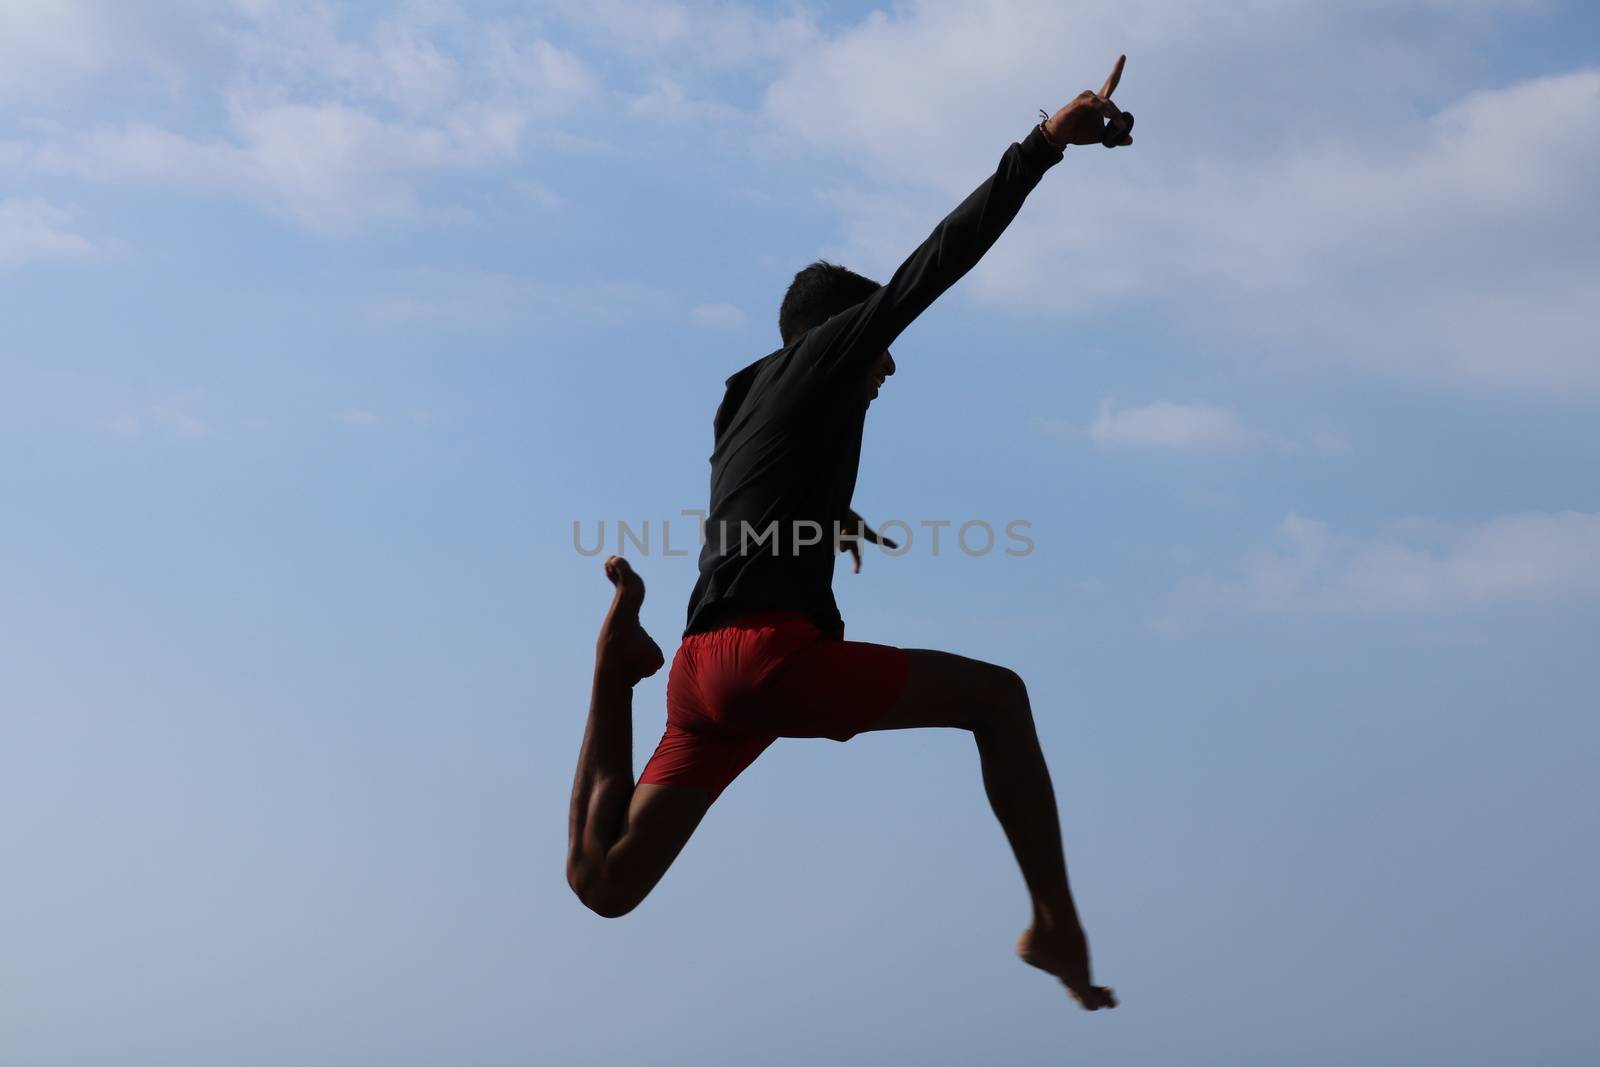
top-left (567, 56), bottom-right (1135, 1011)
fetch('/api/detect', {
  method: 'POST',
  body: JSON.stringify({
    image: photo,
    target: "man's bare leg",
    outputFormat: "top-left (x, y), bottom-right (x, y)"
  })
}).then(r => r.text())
top-left (868, 649), bottom-right (1117, 1010)
top-left (566, 556), bottom-right (711, 918)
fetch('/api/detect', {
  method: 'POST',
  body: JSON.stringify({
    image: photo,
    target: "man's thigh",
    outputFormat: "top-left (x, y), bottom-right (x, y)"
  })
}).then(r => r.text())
top-left (752, 633), bottom-right (911, 741)
top-left (863, 648), bottom-right (1026, 733)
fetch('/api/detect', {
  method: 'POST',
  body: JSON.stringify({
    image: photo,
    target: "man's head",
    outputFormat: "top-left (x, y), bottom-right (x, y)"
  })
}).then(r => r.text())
top-left (779, 259), bottom-right (879, 345)
top-left (779, 258), bottom-right (896, 403)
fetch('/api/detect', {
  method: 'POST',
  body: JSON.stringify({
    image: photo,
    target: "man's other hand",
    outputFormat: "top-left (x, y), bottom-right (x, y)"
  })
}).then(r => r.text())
top-left (839, 508), bottom-right (898, 573)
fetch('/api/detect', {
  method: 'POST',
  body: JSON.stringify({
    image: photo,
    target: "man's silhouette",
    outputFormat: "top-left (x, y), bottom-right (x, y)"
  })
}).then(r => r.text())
top-left (567, 57), bottom-right (1134, 1010)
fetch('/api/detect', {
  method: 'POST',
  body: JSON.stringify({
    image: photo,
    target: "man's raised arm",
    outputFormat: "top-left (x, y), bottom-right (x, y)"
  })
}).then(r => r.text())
top-left (799, 55), bottom-right (1134, 380)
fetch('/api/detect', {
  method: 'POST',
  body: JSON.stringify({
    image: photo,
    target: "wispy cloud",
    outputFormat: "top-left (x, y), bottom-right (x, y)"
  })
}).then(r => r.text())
top-left (1185, 511), bottom-right (1600, 615)
top-left (363, 267), bottom-right (671, 330)
top-left (543, 0), bottom-right (819, 71)
top-left (5, 3), bottom-right (600, 232)
top-left (0, 197), bottom-right (119, 268)
top-left (28, 99), bottom-right (529, 232)
top-left (332, 408), bottom-right (381, 427)
top-left (1037, 399), bottom-right (1347, 455)
top-left (691, 302), bottom-right (747, 330)
top-left (0, 0), bottom-right (201, 105)
top-left (153, 406), bottom-right (210, 438)
top-left (105, 396), bottom-right (210, 439)
top-left (515, 179), bottom-right (564, 209)
top-left (624, 74), bottom-right (742, 124)
top-left (1088, 399), bottom-right (1256, 451)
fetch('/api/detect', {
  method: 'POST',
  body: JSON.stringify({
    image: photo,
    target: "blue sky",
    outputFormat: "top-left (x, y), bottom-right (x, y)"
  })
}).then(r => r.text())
top-left (3, 1), bottom-right (1598, 1064)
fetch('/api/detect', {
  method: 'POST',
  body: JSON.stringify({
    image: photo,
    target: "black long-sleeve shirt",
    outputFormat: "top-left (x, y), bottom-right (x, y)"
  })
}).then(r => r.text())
top-left (683, 124), bottom-right (1067, 635)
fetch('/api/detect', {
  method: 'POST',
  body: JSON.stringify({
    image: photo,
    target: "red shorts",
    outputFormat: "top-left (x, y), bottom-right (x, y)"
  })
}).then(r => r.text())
top-left (638, 610), bottom-right (911, 802)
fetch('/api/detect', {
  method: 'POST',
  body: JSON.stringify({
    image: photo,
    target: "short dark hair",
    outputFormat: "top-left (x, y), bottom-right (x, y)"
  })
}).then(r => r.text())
top-left (778, 259), bottom-right (880, 345)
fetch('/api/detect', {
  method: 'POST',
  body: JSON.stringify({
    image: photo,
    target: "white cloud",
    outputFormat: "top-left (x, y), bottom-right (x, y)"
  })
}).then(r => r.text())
top-left (1194, 511), bottom-right (1600, 615)
top-left (0, 197), bottom-right (118, 268)
top-left (480, 30), bottom-right (601, 109)
top-left (624, 74), bottom-right (743, 124)
top-left (153, 406), bottom-right (210, 437)
top-left (4, 3), bottom-right (599, 231)
top-left (1088, 398), bottom-right (1255, 451)
top-left (626, 74), bottom-right (690, 120)
top-left (760, 1), bottom-right (1600, 397)
top-left (106, 399), bottom-right (210, 438)
top-left (691, 302), bottom-right (747, 329)
top-left (0, 0), bottom-right (205, 104)
top-left (27, 97), bottom-right (527, 232)
top-left (543, 0), bottom-right (694, 57)
top-left (514, 179), bottom-right (564, 208)
top-left (1038, 400), bottom-right (1346, 455)
top-left (0, 1), bottom-right (111, 101)
top-left (222, 3), bottom-right (598, 116)
top-left (544, 0), bottom-right (819, 71)
top-left (332, 408), bottom-right (381, 427)
top-left (364, 267), bottom-right (672, 330)
top-left (1291, 431), bottom-right (1352, 457)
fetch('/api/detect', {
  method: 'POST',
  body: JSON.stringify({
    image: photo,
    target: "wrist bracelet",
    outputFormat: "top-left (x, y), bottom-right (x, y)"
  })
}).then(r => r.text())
top-left (1036, 109), bottom-right (1068, 151)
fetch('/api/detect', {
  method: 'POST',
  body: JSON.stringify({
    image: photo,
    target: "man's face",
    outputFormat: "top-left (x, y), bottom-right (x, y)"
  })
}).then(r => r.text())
top-left (866, 349), bottom-right (896, 404)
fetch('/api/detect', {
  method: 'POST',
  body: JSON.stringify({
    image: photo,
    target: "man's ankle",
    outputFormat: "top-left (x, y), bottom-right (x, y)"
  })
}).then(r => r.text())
top-left (1031, 901), bottom-right (1081, 933)
top-left (592, 657), bottom-right (637, 692)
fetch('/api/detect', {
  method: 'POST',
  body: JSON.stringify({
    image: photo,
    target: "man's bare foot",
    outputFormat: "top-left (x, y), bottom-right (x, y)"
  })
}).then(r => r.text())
top-left (1017, 923), bottom-right (1118, 1011)
top-left (598, 556), bottom-right (665, 685)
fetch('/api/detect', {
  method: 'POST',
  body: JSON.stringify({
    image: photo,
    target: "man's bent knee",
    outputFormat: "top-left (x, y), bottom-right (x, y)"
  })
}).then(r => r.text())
top-left (970, 663), bottom-right (1032, 736)
top-left (568, 860), bottom-right (643, 919)
top-left (971, 661), bottom-right (1028, 711)
top-left (879, 650), bottom-right (1033, 733)
top-left (991, 664), bottom-right (1029, 708)
top-left (584, 886), bottom-right (640, 919)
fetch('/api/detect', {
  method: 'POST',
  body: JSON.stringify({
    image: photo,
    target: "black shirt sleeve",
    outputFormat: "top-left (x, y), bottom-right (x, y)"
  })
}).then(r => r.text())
top-left (795, 124), bottom-right (1066, 382)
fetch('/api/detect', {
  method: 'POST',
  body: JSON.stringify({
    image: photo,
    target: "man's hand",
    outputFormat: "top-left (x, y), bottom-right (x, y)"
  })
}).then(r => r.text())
top-left (1042, 54), bottom-right (1133, 148)
top-left (839, 508), bottom-right (898, 573)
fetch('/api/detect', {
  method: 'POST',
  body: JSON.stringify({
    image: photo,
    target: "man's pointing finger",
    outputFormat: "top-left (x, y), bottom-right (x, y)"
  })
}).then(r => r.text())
top-left (1099, 53), bottom-right (1125, 100)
